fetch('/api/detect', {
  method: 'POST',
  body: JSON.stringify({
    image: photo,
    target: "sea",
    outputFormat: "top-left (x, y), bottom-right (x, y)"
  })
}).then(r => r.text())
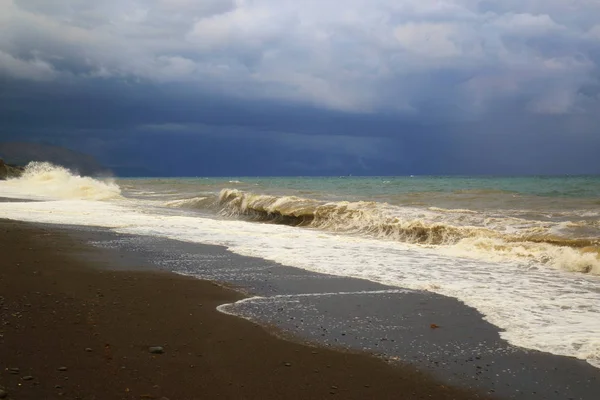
top-left (1, 162), bottom-right (599, 369)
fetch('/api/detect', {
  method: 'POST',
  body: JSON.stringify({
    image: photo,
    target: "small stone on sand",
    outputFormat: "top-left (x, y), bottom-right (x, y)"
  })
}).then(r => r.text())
top-left (22, 375), bottom-right (34, 381)
top-left (149, 346), bottom-right (165, 354)
top-left (58, 367), bottom-right (68, 371)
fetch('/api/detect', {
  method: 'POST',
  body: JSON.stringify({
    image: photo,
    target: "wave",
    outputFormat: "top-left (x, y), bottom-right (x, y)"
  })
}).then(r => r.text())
top-left (164, 196), bottom-right (217, 210)
top-left (428, 206), bottom-right (479, 214)
top-left (218, 189), bottom-right (600, 275)
top-left (2, 162), bottom-right (121, 201)
top-left (453, 188), bottom-right (517, 195)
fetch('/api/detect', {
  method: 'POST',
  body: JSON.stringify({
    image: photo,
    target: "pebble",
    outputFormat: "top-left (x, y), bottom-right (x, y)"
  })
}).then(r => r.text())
top-left (22, 376), bottom-right (34, 381)
top-left (284, 362), bottom-right (292, 367)
top-left (0, 388), bottom-right (7, 399)
top-left (8, 368), bottom-right (20, 374)
top-left (55, 385), bottom-right (63, 389)
top-left (149, 346), bottom-right (165, 354)
top-left (58, 367), bottom-right (68, 371)
top-left (85, 348), bottom-right (93, 352)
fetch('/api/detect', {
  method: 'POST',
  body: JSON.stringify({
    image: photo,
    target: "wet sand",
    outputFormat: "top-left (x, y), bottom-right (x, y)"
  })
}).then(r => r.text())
top-left (0, 219), bottom-right (488, 400)
top-left (67, 225), bottom-right (600, 400)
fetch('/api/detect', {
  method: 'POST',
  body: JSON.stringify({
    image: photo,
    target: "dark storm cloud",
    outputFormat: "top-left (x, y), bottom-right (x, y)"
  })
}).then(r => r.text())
top-left (1, 0), bottom-right (600, 175)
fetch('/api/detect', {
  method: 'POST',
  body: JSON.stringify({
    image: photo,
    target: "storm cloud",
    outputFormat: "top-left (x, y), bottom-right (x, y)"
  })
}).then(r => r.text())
top-left (1, 0), bottom-right (599, 175)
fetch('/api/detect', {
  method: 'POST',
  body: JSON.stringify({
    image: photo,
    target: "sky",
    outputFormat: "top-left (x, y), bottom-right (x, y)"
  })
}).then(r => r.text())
top-left (1, 0), bottom-right (600, 176)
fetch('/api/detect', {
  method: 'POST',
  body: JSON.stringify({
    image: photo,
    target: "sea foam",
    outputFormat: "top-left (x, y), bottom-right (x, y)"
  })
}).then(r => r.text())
top-left (217, 189), bottom-right (600, 275)
top-left (0, 198), bottom-right (599, 369)
top-left (0, 162), bottom-right (121, 201)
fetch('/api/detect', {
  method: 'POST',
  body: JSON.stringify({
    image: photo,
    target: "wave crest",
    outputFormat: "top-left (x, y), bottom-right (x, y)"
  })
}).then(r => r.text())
top-left (218, 189), bottom-right (600, 275)
top-left (219, 189), bottom-right (495, 244)
top-left (6, 162), bottom-right (121, 201)
top-left (164, 196), bottom-right (216, 210)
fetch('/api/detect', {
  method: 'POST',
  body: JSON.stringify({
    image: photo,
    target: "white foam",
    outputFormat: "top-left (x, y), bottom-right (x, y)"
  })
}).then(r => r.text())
top-left (0, 162), bottom-right (121, 201)
top-left (0, 198), bottom-right (599, 369)
top-left (218, 189), bottom-right (600, 274)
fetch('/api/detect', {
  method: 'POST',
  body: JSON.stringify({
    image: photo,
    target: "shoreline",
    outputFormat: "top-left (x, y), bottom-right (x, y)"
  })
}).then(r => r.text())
top-left (54, 220), bottom-right (600, 399)
top-left (1, 217), bottom-right (600, 399)
top-left (0, 219), bottom-right (489, 400)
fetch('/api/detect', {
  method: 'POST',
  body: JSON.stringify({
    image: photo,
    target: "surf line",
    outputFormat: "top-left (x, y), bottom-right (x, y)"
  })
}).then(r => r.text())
top-left (216, 289), bottom-right (411, 315)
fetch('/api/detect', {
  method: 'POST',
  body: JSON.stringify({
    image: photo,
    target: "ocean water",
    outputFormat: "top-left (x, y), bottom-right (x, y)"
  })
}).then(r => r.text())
top-left (1, 162), bottom-right (599, 369)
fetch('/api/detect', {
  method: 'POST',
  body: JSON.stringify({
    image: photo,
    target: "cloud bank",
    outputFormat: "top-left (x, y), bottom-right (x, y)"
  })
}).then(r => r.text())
top-left (1, 0), bottom-right (599, 175)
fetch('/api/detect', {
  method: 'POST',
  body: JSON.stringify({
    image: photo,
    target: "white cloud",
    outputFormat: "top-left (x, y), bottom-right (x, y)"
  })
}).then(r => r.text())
top-left (0, 50), bottom-right (56, 80)
top-left (394, 23), bottom-right (462, 58)
top-left (154, 56), bottom-right (198, 80)
top-left (187, 6), bottom-right (283, 51)
top-left (586, 25), bottom-right (600, 40)
top-left (492, 13), bottom-right (565, 35)
top-left (529, 90), bottom-right (578, 114)
top-left (1, 0), bottom-right (599, 115)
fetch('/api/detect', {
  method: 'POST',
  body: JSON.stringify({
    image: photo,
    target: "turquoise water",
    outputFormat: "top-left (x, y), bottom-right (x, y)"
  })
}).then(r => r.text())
top-left (221, 175), bottom-right (600, 198)
top-left (122, 175), bottom-right (600, 196)
top-left (117, 175), bottom-right (600, 260)
top-left (120, 175), bottom-right (600, 212)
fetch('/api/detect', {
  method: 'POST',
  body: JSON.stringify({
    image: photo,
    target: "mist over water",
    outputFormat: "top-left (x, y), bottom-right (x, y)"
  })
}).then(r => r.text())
top-left (1, 164), bottom-right (599, 369)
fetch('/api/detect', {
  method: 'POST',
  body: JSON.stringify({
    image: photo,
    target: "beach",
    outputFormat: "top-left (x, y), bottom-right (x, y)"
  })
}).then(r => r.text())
top-left (1, 167), bottom-right (600, 399)
top-left (0, 219), bottom-right (489, 400)
top-left (3, 0), bottom-right (600, 397)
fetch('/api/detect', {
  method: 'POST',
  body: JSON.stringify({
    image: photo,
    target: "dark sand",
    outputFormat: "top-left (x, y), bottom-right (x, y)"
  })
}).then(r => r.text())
top-left (0, 219), bottom-right (490, 400)
top-left (68, 227), bottom-right (600, 400)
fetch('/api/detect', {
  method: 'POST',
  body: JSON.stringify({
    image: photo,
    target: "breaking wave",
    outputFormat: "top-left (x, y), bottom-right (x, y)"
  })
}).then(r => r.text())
top-left (164, 196), bottom-right (216, 210)
top-left (217, 189), bottom-right (600, 275)
top-left (3, 162), bottom-right (121, 201)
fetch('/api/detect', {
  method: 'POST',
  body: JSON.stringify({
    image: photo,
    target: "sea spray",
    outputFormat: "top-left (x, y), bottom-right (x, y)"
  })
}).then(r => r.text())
top-left (0, 162), bottom-right (121, 201)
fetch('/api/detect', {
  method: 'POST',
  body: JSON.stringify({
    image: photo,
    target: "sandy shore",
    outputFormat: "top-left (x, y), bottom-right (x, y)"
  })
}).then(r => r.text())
top-left (0, 219), bottom-right (489, 400)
